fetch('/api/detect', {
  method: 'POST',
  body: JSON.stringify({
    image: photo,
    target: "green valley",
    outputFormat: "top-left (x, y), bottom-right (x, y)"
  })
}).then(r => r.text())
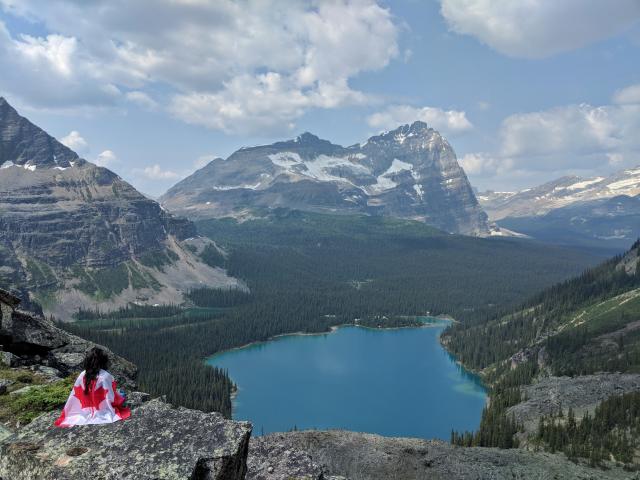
top-left (62, 210), bottom-right (604, 419)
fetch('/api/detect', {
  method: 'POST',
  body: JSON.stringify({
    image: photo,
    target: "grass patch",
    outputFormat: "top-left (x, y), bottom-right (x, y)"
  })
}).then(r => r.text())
top-left (0, 376), bottom-right (73, 424)
top-left (73, 263), bottom-right (130, 299)
top-left (138, 249), bottom-right (179, 271)
top-left (128, 262), bottom-right (161, 291)
top-left (0, 368), bottom-right (72, 425)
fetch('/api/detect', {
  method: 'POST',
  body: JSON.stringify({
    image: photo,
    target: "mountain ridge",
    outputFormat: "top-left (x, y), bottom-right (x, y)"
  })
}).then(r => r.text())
top-left (161, 121), bottom-right (490, 236)
top-left (0, 98), bottom-right (241, 319)
top-left (479, 166), bottom-right (640, 221)
top-left (479, 166), bottom-right (640, 250)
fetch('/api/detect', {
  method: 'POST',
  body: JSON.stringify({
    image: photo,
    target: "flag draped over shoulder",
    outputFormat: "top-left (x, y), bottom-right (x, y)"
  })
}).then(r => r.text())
top-left (55, 369), bottom-right (131, 427)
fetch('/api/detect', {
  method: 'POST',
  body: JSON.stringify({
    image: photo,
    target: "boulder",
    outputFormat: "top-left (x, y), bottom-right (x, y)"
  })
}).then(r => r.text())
top-left (1, 311), bottom-right (67, 353)
top-left (0, 378), bottom-right (13, 395)
top-left (0, 350), bottom-right (20, 367)
top-left (247, 434), bottom-right (324, 479)
top-left (0, 308), bottom-right (137, 389)
top-left (29, 365), bottom-right (62, 383)
top-left (0, 398), bottom-right (252, 480)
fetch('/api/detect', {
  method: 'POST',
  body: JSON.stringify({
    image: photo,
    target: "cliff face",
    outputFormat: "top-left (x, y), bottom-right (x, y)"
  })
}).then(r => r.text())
top-left (0, 98), bottom-right (241, 318)
top-left (160, 122), bottom-right (489, 236)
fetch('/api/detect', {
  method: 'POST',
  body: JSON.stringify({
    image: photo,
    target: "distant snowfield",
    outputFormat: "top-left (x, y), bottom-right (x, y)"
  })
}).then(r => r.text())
top-left (479, 165), bottom-right (640, 220)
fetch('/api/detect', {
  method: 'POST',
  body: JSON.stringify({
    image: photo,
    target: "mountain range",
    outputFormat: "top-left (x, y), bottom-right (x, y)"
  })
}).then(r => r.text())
top-left (479, 167), bottom-right (640, 251)
top-left (160, 122), bottom-right (490, 236)
top-left (0, 98), bottom-right (241, 319)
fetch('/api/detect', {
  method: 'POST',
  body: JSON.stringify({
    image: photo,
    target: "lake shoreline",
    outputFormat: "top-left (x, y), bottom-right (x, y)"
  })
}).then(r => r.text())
top-left (207, 315), bottom-right (453, 361)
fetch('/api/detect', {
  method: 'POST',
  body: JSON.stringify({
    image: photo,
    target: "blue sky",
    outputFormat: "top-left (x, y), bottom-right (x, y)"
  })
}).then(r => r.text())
top-left (0, 0), bottom-right (639, 197)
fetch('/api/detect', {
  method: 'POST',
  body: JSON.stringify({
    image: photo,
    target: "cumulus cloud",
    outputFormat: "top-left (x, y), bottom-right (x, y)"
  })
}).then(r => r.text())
top-left (171, 74), bottom-right (368, 134)
top-left (94, 150), bottom-right (118, 168)
top-left (461, 88), bottom-right (640, 183)
top-left (499, 103), bottom-right (640, 170)
top-left (613, 84), bottom-right (640, 104)
top-left (367, 105), bottom-right (473, 135)
top-left (459, 153), bottom-right (511, 176)
top-left (59, 130), bottom-right (88, 154)
top-left (0, 20), bottom-right (120, 108)
top-left (440, 0), bottom-right (640, 58)
top-left (135, 164), bottom-right (180, 180)
top-left (0, 0), bottom-right (399, 132)
top-left (59, 131), bottom-right (120, 168)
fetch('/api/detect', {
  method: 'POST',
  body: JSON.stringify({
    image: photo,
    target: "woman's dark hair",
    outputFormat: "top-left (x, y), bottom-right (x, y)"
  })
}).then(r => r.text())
top-left (82, 347), bottom-right (110, 395)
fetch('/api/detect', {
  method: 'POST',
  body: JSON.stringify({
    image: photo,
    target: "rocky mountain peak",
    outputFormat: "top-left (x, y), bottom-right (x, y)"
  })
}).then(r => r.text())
top-left (295, 132), bottom-right (321, 143)
top-left (0, 98), bottom-right (78, 169)
top-left (270, 131), bottom-right (339, 154)
top-left (365, 121), bottom-right (443, 149)
top-left (161, 122), bottom-right (490, 236)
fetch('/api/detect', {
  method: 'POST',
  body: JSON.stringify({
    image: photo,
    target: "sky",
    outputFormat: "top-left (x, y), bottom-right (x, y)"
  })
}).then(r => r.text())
top-left (0, 0), bottom-right (639, 197)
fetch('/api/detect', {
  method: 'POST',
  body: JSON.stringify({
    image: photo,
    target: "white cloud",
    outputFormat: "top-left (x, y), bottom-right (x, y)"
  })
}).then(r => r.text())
top-left (440, 0), bottom-right (640, 58)
top-left (0, 0), bottom-right (399, 132)
top-left (95, 150), bottom-right (118, 168)
top-left (135, 164), bottom-right (180, 180)
top-left (367, 105), bottom-right (473, 135)
top-left (499, 103), bottom-right (640, 170)
top-left (459, 152), bottom-right (511, 176)
top-left (125, 91), bottom-right (158, 110)
top-left (59, 132), bottom-right (120, 168)
top-left (613, 84), bottom-right (640, 104)
top-left (59, 130), bottom-right (88, 153)
top-left (171, 74), bottom-right (368, 134)
top-left (461, 90), bottom-right (640, 184)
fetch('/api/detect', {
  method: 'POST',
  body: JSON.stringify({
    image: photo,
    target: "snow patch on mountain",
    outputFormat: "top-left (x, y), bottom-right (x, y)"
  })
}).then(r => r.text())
top-left (479, 166), bottom-right (640, 220)
top-left (563, 178), bottom-right (604, 191)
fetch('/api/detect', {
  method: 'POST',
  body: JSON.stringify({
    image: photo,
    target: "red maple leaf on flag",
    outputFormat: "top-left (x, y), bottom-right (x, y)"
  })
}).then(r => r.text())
top-left (73, 385), bottom-right (108, 409)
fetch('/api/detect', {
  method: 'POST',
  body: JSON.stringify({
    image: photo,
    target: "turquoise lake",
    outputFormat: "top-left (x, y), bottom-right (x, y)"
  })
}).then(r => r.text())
top-left (207, 319), bottom-right (486, 440)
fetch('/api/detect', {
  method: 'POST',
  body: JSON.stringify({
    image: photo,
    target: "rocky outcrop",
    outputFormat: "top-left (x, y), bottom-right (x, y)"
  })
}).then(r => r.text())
top-left (0, 97), bottom-right (241, 318)
top-left (247, 430), bottom-right (634, 480)
top-left (507, 373), bottom-right (640, 440)
top-left (247, 435), bottom-right (324, 479)
top-left (160, 122), bottom-right (489, 236)
top-left (0, 399), bottom-right (252, 480)
top-left (0, 289), bottom-right (136, 388)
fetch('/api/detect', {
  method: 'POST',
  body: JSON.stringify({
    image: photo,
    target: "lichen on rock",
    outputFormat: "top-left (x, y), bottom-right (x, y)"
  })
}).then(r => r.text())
top-left (0, 398), bottom-right (252, 480)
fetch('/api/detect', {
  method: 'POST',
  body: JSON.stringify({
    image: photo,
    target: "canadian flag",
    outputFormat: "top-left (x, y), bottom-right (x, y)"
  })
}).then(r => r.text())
top-left (55, 370), bottom-right (131, 427)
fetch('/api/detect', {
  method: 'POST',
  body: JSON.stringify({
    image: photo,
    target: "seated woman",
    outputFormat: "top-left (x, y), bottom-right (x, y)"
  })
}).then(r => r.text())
top-left (55, 347), bottom-right (131, 427)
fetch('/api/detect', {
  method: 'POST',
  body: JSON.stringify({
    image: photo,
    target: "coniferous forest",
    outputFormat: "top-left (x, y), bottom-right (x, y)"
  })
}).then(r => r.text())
top-left (534, 392), bottom-right (640, 466)
top-left (446, 238), bottom-right (640, 466)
